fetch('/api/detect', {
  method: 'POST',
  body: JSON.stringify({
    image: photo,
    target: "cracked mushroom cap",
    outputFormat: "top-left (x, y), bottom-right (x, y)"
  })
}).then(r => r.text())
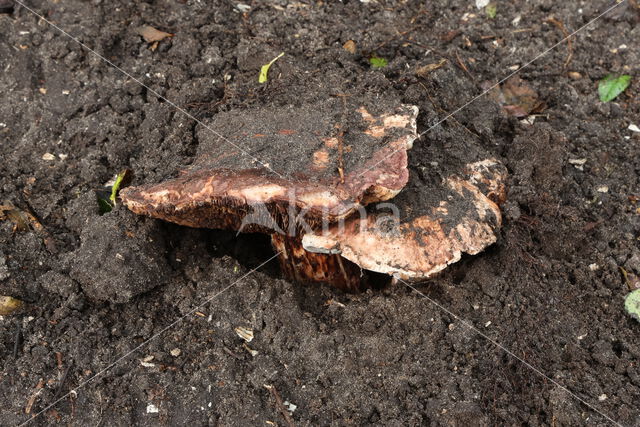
top-left (301, 159), bottom-right (508, 280)
top-left (121, 98), bottom-right (419, 233)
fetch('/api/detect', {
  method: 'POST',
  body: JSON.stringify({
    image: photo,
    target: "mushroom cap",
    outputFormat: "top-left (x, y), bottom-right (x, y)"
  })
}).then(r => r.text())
top-left (121, 98), bottom-right (419, 232)
top-left (301, 159), bottom-right (508, 280)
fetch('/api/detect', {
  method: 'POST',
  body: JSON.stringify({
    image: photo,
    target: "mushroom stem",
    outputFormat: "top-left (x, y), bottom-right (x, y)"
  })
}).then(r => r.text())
top-left (270, 234), bottom-right (363, 292)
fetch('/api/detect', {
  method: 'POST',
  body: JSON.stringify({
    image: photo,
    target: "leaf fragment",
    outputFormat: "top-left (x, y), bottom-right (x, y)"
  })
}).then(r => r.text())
top-left (485, 76), bottom-right (546, 118)
top-left (415, 58), bottom-right (447, 77)
top-left (598, 74), bottom-right (631, 102)
top-left (234, 326), bottom-right (254, 342)
top-left (625, 289), bottom-right (640, 322)
top-left (136, 25), bottom-right (173, 43)
top-left (0, 296), bottom-right (23, 316)
top-left (259, 52), bottom-right (285, 84)
top-left (343, 40), bottom-right (357, 54)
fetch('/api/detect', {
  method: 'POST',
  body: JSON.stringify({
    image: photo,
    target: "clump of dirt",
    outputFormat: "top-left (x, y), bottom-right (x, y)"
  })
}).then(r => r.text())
top-left (1, 1), bottom-right (639, 426)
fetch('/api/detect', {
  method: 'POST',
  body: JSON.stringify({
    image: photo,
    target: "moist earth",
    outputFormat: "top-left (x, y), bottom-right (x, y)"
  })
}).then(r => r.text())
top-left (1, 0), bottom-right (639, 425)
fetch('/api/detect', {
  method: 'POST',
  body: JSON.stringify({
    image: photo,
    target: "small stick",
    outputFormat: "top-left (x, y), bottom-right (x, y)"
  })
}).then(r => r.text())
top-left (264, 384), bottom-right (295, 427)
top-left (13, 320), bottom-right (22, 358)
top-left (454, 50), bottom-right (475, 82)
top-left (545, 17), bottom-right (573, 69)
top-left (53, 363), bottom-right (73, 400)
top-left (25, 378), bottom-right (45, 415)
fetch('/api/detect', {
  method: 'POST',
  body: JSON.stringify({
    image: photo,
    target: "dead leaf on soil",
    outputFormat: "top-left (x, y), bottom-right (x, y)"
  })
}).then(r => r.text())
top-left (343, 40), bottom-right (357, 54)
top-left (0, 200), bottom-right (56, 252)
top-left (0, 296), bottom-right (23, 316)
top-left (0, 201), bottom-right (30, 232)
top-left (136, 25), bottom-right (174, 44)
top-left (484, 76), bottom-right (546, 118)
top-left (415, 58), bottom-right (447, 77)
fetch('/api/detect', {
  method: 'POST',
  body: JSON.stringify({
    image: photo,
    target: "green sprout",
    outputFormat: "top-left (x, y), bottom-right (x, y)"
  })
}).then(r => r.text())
top-left (98, 169), bottom-right (132, 214)
top-left (259, 52), bottom-right (285, 84)
top-left (369, 56), bottom-right (388, 69)
top-left (486, 4), bottom-right (497, 18)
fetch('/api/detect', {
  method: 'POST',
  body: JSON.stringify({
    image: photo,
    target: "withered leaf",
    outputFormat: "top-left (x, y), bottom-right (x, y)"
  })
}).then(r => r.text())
top-left (485, 76), bottom-right (546, 118)
top-left (0, 201), bottom-right (30, 232)
top-left (415, 59), bottom-right (447, 77)
top-left (136, 25), bottom-right (173, 43)
top-left (342, 40), bottom-right (357, 54)
top-left (0, 296), bottom-right (23, 316)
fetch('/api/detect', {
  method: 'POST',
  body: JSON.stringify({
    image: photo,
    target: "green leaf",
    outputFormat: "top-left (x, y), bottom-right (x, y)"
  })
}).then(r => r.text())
top-left (97, 196), bottom-right (113, 214)
top-left (259, 52), bottom-right (285, 84)
top-left (598, 74), bottom-right (631, 102)
top-left (625, 289), bottom-right (640, 322)
top-left (486, 4), bottom-right (497, 18)
top-left (369, 56), bottom-right (388, 69)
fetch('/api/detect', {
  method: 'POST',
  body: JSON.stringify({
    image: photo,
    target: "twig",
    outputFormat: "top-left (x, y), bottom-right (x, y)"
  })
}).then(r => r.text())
top-left (25, 378), bottom-right (45, 415)
top-left (13, 319), bottom-right (22, 358)
top-left (545, 17), bottom-right (573, 69)
top-left (264, 384), bottom-right (295, 427)
top-left (53, 363), bottom-right (73, 400)
top-left (454, 49), bottom-right (475, 82)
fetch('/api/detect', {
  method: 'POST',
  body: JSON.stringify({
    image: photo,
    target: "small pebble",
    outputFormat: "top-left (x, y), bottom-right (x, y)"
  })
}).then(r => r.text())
top-left (596, 186), bottom-right (609, 193)
top-left (42, 153), bottom-right (55, 161)
top-left (170, 348), bottom-right (181, 357)
top-left (628, 124), bottom-right (640, 133)
top-left (146, 403), bottom-right (159, 414)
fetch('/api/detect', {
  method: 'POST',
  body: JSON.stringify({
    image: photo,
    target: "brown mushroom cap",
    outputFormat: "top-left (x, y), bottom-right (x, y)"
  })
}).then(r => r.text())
top-left (301, 159), bottom-right (508, 280)
top-left (120, 98), bottom-right (419, 232)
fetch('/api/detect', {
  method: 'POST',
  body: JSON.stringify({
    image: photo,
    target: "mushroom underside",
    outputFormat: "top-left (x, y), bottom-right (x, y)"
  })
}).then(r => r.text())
top-left (120, 99), bottom-right (507, 291)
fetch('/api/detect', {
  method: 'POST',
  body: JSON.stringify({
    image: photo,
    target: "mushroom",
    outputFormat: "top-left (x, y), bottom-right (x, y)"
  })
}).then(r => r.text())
top-left (120, 97), bottom-right (420, 291)
top-left (302, 159), bottom-right (507, 281)
top-left (121, 98), bottom-right (507, 291)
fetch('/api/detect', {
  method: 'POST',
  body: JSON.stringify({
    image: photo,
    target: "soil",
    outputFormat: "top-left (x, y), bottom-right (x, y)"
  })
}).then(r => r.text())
top-left (1, 0), bottom-right (639, 425)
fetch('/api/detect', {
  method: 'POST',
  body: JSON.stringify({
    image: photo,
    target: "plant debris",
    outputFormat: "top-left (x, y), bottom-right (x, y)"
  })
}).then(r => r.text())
top-left (415, 58), bottom-right (448, 77)
top-left (625, 289), bottom-right (640, 322)
top-left (342, 40), bottom-right (357, 54)
top-left (0, 201), bottom-right (30, 232)
top-left (0, 296), bottom-right (23, 316)
top-left (136, 25), bottom-right (173, 43)
top-left (234, 326), bottom-right (254, 342)
top-left (259, 52), bottom-right (285, 84)
top-left (598, 74), bottom-right (631, 103)
top-left (486, 76), bottom-right (546, 117)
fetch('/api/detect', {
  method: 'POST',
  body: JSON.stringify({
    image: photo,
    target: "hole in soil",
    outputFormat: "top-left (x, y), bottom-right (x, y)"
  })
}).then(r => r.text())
top-left (208, 230), bottom-right (281, 277)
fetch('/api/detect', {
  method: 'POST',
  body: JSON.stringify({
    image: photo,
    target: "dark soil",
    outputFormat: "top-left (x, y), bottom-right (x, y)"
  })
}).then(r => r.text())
top-left (1, 0), bottom-right (639, 425)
